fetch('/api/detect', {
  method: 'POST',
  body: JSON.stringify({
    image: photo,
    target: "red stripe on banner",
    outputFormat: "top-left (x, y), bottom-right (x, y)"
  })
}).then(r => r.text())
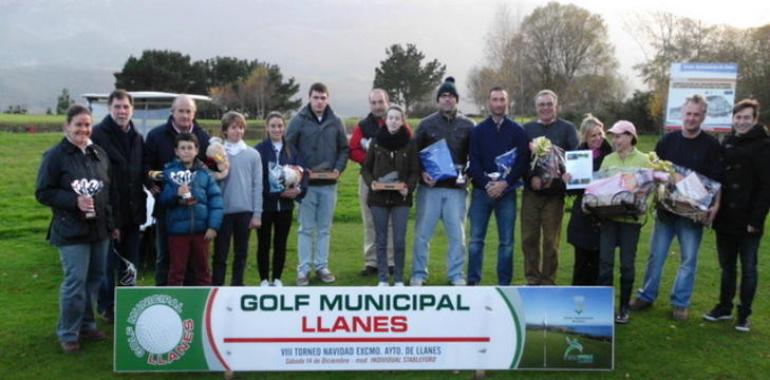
top-left (205, 288), bottom-right (231, 371)
top-left (223, 337), bottom-right (490, 343)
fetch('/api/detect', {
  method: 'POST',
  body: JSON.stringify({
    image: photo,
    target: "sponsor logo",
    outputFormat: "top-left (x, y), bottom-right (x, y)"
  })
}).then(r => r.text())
top-left (563, 337), bottom-right (594, 364)
top-left (126, 295), bottom-right (194, 366)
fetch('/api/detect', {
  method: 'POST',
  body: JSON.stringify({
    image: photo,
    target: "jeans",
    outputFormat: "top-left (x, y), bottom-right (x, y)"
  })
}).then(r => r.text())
top-left (598, 221), bottom-right (642, 311)
top-left (371, 206), bottom-right (409, 283)
top-left (213, 212), bottom-right (252, 286)
top-left (411, 186), bottom-right (468, 283)
top-left (98, 225), bottom-right (140, 315)
top-left (257, 210), bottom-right (293, 281)
top-left (637, 214), bottom-right (703, 308)
top-left (297, 184), bottom-right (337, 276)
top-left (715, 231), bottom-right (760, 318)
top-left (521, 188), bottom-right (565, 285)
top-left (467, 188), bottom-right (516, 285)
top-left (360, 176), bottom-right (394, 267)
top-left (57, 239), bottom-right (109, 343)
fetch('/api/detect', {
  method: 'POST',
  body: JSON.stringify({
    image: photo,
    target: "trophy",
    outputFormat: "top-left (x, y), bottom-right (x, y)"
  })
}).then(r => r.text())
top-left (70, 178), bottom-right (103, 219)
top-left (371, 171), bottom-right (406, 191)
top-left (169, 170), bottom-right (195, 204)
top-left (455, 164), bottom-right (466, 185)
top-left (309, 162), bottom-right (337, 180)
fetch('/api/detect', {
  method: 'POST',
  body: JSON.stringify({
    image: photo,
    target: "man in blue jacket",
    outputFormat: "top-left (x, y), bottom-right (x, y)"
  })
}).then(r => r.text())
top-left (467, 87), bottom-right (530, 285)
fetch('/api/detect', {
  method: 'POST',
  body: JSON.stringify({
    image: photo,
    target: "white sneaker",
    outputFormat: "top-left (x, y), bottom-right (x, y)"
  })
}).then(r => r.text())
top-left (410, 278), bottom-right (424, 286)
top-left (451, 278), bottom-right (467, 286)
top-left (272, 279), bottom-right (283, 287)
top-left (377, 282), bottom-right (389, 287)
top-left (394, 282), bottom-right (405, 287)
top-left (260, 279), bottom-right (270, 287)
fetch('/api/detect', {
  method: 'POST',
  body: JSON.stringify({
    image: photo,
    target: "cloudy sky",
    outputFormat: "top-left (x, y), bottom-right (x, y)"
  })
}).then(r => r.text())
top-left (1, 0), bottom-right (767, 115)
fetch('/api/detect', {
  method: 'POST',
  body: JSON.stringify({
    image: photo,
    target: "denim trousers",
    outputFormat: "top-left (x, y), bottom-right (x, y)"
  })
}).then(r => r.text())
top-left (297, 184), bottom-right (337, 276)
top-left (467, 188), bottom-right (516, 285)
top-left (411, 186), bottom-right (468, 283)
top-left (212, 212), bottom-right (252, 286)
top-left (360, 176), bottom-right (394, 267)
top-left (57, 239), bottom-right (109, 343)
top-left (598, 220), bottom-right (642, 311)
top-left (98, 224), bottom-right (140, 314)
top-left (637, 214), bottom-right (703, 308)
top-left (370, 206), bottom-right (409, 283)
top-left (715, 231), bottom-right (760, 318)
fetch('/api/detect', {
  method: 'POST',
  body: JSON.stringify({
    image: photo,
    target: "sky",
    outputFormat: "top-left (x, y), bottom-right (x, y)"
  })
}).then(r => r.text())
top-left (0, 0), bottom-right (767, 116)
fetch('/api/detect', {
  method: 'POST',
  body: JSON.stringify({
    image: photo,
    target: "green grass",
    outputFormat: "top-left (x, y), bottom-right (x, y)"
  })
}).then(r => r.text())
top-left (1, 132), bottom-right (769, 379)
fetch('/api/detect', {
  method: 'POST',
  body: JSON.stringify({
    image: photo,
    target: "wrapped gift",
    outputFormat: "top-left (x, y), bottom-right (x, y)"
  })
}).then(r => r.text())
top-left (419, 139), bottom-right (457, 182)
top-left (582, 169), bottom-right (655, 218)
top-left (530, 137), bottom-right (565, 184)
top-left (653, 161), bottom-right (721, 223)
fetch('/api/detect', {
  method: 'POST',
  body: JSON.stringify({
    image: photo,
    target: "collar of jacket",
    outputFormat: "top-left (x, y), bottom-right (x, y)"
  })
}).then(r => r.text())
top-left (61, 137), bottom-right (102, 159)
top-left (102, 114), bottom-right (135, 135)
top-left (731, 123), bottom-right (768, 142)
top-left (164, 115), bottom-right (198, 136)
top-left (300, 103), bottom-right (333, 125)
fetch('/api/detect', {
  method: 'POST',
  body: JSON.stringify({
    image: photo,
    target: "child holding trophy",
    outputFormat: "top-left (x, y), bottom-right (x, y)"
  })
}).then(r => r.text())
top-left (158, 133), bottom-right (224, 286)
top-left (361, 105), bottom-right (420, 286)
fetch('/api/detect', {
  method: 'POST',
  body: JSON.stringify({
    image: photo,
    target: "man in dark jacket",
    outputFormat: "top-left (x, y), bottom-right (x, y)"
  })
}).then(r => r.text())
top-left (286, 82), bottom-right (349, 285)
top-left (705, 99), bottom-right (770, 332)
top-left (91, 90), bottom-right (146, 321)
top-left (144, 95), bottom-right (210, 285)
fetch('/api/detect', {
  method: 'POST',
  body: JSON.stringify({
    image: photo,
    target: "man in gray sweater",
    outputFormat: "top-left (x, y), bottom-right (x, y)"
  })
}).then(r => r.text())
top-left (286, 82), bottom-right (350, 285)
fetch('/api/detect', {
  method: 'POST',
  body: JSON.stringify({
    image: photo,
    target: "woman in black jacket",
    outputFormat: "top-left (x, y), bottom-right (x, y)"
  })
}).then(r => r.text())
top-left (361, 105), bottom-right (420, 286)
top-left (35, 105), bottom-right (114, 353)
top-left (566, 114), bottom-right (612, 285)
top-left (706, 99), bottom-right (770, 332)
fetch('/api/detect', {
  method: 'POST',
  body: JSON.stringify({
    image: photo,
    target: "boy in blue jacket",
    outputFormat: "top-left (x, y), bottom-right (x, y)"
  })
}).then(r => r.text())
top-left (158, 133), bottom-right (224, 286)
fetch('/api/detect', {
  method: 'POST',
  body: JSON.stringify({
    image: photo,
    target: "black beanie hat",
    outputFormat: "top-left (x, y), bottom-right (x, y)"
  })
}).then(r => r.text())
top-left (436, 76), bottom-right (459, 102)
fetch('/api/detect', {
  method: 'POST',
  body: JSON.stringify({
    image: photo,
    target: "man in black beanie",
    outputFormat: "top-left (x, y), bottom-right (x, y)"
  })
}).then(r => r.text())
top-left (411, 77), bottom-right (475, 286)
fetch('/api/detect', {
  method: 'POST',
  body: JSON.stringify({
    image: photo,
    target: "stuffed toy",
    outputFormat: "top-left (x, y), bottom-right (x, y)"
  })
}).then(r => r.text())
top-left (205, 137), bottom-right (230, 180)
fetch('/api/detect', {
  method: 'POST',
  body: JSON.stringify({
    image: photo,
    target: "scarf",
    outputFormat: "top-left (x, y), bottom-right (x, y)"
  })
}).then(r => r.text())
top-left (224, 140), bottom-right (248, 156)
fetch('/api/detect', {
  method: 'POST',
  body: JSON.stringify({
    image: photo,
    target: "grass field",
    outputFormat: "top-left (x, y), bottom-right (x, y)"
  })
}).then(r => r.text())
top-left (1, 131), bottom-right (769, 379)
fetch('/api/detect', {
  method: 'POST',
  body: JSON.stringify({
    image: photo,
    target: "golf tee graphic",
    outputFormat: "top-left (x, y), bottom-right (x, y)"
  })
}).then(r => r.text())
top-left (115, 287), bottom-right (613, 372)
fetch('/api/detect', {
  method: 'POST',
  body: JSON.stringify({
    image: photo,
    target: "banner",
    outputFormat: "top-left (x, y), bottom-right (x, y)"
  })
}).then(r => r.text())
top-left (115, 286), bottom-right (613, 372)
top-left (665, 62), bottom-right (738, 133)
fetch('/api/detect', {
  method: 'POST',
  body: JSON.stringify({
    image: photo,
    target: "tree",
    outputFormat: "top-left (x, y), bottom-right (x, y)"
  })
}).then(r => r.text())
top-left (373, 44), bottom-right (446, 113)
top-left (56, 88), bottom-right (74, 115)
top-left (209, 63), bottom-right (301, 118)
top-left (114, 50), bottom-right (208, 94)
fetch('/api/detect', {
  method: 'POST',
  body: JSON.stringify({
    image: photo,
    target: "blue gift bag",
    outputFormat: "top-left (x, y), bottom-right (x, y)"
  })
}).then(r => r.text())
top-left (419, 139), bottom-right (457, 182)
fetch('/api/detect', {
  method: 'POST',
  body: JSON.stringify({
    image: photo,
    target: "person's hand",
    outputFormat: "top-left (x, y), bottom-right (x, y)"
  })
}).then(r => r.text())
top-left (399, 187), bottom-right (409, 197)
top-left (281, 187), bottom-right (300, 199)
top-left (705, 206), bottom-right (719, 226)
top-left (204, 228), bottom-right (217, 241)
top-left (331, 169), bottom-right (340, 180)
top-left (371, 181), bottom-right (379, 191)
top-left (530, 176), bottom-right (543, 191)
top-left (421, 172), bottom-right (436, 187)
top-left (177, 184), bottom-right (190, 197)
top-left (249, 217), bottom-right (261, 229)
top-left (112, 228), bottom-right (121, 242)
top-left (747, 225), bottom-right (757, 233)
top-left (77, 195), bottom-right (94, 213)
top-left (486, 181), bottom-right (507, 199)
top-left (562, 172), bottom-right (572, 183)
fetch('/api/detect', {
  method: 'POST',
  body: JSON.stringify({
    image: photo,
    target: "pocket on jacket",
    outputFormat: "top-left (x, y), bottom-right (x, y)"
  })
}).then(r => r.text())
top-left (53, 213), bottom-right (89, 240)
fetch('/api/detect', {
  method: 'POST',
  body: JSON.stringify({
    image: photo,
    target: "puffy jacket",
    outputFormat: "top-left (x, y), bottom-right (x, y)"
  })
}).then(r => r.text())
top-left (36, 138), bottom-right (114, 246)
top-left (414, 111), bottom-right (475, 188)
top-left (255, 137), bottom-right (308, 212)
top-left (714, 124), bottom-right (770, 234)
top-left (158, 159), bottom-right (223, 235)
top-left (286, 104), bottom-right (349, 185)
top-left (91, 115), bottom-right (147, 228)
top-left (361, 126), bottom-right (420, 207)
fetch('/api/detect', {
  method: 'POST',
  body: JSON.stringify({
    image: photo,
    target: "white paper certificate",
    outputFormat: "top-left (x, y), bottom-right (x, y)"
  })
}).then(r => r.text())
top-left (565, 150), bottom-right (593, 190)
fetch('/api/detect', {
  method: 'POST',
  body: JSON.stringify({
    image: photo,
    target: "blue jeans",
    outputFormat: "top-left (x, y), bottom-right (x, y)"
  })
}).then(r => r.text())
top-left (467, 188), bottom-right (516, 285)
top-left (411, 186), bottom-right (468, 283)
top-left (297, 184), bottom-right (337, 276)
top-left (98, 225), bottom-right (140, 315)
top-left (57, 239), bottom-right (109, 343)
top-left (371, 206), bottom-right (409, 283)
top-left (638, 214), bottom-right (703, 308)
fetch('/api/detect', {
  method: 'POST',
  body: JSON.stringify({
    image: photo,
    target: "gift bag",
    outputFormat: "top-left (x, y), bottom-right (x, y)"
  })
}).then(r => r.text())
top-left (419, 139), bottom-right (457, 182)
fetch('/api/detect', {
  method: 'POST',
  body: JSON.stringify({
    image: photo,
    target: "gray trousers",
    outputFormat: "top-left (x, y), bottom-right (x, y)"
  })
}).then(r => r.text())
top-left (370, 205), bottom-right (409, 282)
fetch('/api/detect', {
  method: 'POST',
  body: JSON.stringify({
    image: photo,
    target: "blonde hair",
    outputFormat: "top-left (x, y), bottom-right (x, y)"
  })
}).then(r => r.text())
top-left (578, 113), bottom-right (605, 145)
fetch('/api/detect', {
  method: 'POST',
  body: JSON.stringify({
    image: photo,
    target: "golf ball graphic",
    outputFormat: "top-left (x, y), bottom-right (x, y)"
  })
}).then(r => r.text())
top-left (135, 304), bottom-right (183, 354)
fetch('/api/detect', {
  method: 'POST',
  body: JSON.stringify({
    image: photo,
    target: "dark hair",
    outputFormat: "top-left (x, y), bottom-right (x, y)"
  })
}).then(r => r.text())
top-left (733, 98), bottom-right (760, 119)
top-left (264, 111), bottom-right (293, 159)
top-left (174, 132), bottom-right (199, 148)
top-left (489, 86), bottom-right (506, 95)
top-left (220, 111), bottom-right (246, 132)
top-left (108, 89), bottom-right (133, 106)
top-left (308, 82), bottom-right (328, 97)
top-left (66, 104), bottom-right (91, 124)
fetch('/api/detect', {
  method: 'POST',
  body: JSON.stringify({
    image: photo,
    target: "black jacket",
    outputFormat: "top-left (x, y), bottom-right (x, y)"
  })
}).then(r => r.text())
top-left (36, 138), bottom-right (113, 246)
top-left (361, 127), bottom-right (420, 207)
top-left (414, 111), bottom-right (474, 188)
top-left (91, 115), bottom-right (147, 228)
top-left (255, 138), bottom-right (309, 213)
top-left (713, 125), bottom-right (770, 235)
top-left (566, 140), bottom-right (613, 250)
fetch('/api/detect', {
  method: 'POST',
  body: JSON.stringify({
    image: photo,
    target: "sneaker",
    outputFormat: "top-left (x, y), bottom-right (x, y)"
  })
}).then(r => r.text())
top-left (629, 298), bottom-right (653, 311)
top-left (451, 278), bottom-right (467, 286)
top-left (394, 282), bottom-right (405, 287)
top-left (260, 279), bottom-right (270, 287)
top-left (672, 307), bottom-right (689, 321)
top-left (703, 306), bottom-right (732, 322)
top-left (410, 278), bottom-right (424, 287)
top-left (615, 310), bottom-right (630, 324)
top-left (272, 278), bottom-right (283, 287)
top-left (80, 329), bottom-right (107, 342)
top-left (60, 341), bottom-right (80, 353)
top-left (377, 282), bottom-right (389, 287)
top-left (359, 266), bottom-right (378, 276)
top-left (316, 268), bottom-right (336, 283)
top-left (296, 273), bottom-right (310, 286)
top-left (735, 318), bottom-right (751, 332)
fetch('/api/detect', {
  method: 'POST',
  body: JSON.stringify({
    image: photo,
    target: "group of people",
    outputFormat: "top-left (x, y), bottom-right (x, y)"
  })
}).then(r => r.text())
top-left (36, 77), bottom-right (767, 353)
